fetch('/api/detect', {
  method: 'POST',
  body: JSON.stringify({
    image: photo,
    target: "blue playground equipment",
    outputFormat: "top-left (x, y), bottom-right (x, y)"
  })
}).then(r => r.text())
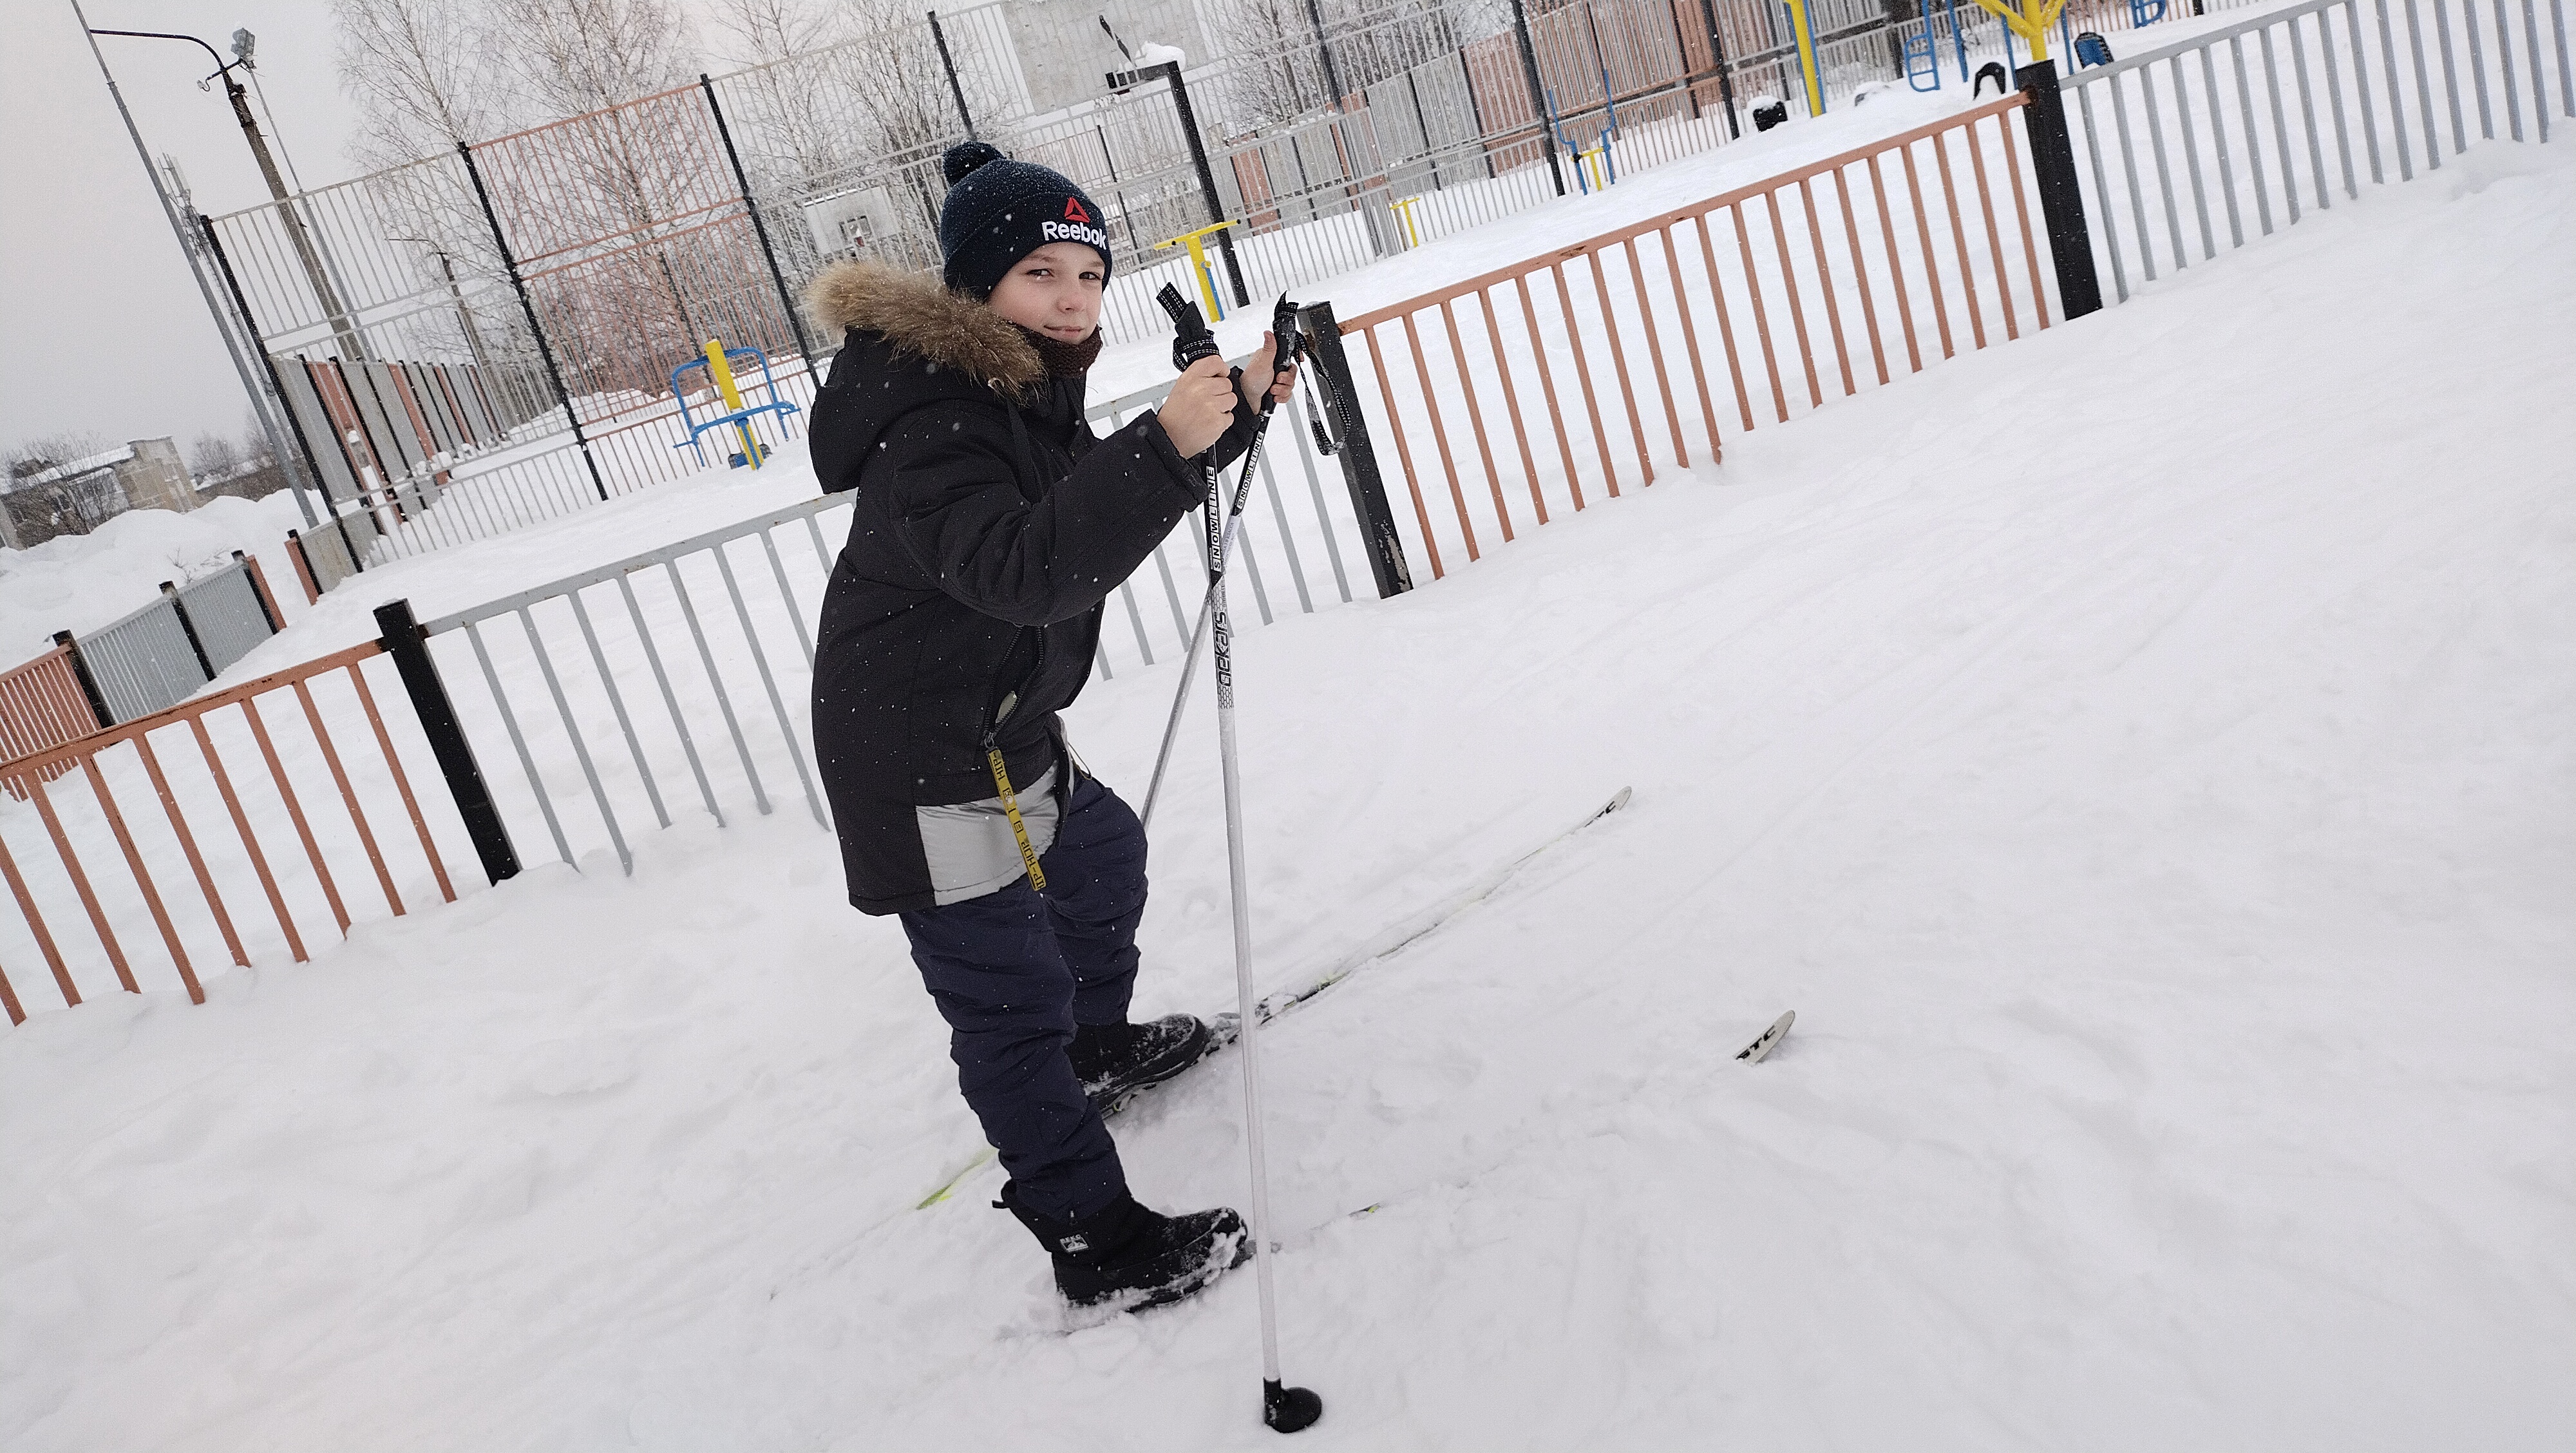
top-left (1905, 0), bottom-right (1975, 91)
top-left (2130, 0), bottom-right (2168, 24)
top-left (1546, 88), bottom-right (1621, 193)
top-left (1906, 0), bottom-right (2131, 95)
top-left (670, 345), bottom-right (802, 470)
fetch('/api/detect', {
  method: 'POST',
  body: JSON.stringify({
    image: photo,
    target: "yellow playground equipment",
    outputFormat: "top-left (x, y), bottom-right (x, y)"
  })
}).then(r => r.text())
top-left (1388, 195), bottom-right (1428, 249)
top-left (1153, 220), bottom-right (1241, 321)
top-left (672, 338), bottom-right (801, 470)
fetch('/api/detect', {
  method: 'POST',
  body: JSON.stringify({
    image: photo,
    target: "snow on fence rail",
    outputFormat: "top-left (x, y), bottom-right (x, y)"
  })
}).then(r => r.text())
top-left (2062, 0), bottom-right (2572, 299)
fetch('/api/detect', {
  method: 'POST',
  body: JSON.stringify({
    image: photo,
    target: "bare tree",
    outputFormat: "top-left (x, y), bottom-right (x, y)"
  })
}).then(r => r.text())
top-left (704, 0), bottom-right (876, 187)
top-left (488, 0), bottom-right (700, 116)
top-left (188, 432), bottom-right (244, 482)
top-left (243, 407), bottom-right (279, 468)
top-left (5, 430), bottom-right (126, 543)
top-left (6, 430), bottom-right (115, 481)
top-left (1208, 0), bottom-right (1481, 130)
top-left (705, 0), bottom-right (844, 67)
top-left (332, 0), bottom-right (511, 169)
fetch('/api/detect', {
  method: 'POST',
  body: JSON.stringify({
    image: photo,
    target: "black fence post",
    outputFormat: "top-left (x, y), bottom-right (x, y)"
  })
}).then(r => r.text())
top-left (1510, 0), bottom-right (1571, 196)
top-left (374, 598), bottom-right (520, 885)
top-left (927, 11), bottom-right (978, 138)
top-left (1160, 64), bottom-right (1250, 310)
top-left (1698, 0), bottom-right (1744, 139)
top-left (52, 631), bottom-right (115, 729)
top-left (457, 141), bottom-right (612, 504)
top-left (1303, 0), bottom-right (1348, 108)
top-left (1296, 301), bottom-right (1414, 600)
top-left (701, 75), bottom-right (822, 372)
top-left (160, 583), bottom-right (217, 679)
top-left (234, 551), bottom-right (282, 632)
top-left (199, 215), bottom-right (368, 572)
top-left (2014, 59), bottom-right (2105, 319)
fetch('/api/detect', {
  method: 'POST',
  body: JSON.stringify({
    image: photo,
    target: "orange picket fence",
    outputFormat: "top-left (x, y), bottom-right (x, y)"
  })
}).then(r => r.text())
top-left (1333, 93), bottom-right (2058, 578)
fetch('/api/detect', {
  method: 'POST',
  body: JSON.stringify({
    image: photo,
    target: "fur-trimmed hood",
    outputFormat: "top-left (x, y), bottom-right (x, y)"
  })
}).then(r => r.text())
top-left (803, 259), bottom-right (1043, 392)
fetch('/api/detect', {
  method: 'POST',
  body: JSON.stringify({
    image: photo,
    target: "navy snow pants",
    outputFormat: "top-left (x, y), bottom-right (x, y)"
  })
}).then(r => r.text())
top-left (899, 773), bottom-right (1146, 1223)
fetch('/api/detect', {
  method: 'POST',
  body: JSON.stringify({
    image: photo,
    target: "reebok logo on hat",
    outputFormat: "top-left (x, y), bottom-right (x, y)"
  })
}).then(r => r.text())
top-left (1064, 196), bottom-right (1092, 224)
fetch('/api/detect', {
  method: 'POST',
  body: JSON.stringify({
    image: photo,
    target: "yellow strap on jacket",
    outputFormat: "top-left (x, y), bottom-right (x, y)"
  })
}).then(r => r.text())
top-left (985, 745), bottom-right (1047, 891)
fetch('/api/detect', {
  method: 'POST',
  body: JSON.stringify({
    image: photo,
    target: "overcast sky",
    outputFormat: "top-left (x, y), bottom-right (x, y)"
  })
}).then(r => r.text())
top-left (0, 2), bottom-right (386, 461)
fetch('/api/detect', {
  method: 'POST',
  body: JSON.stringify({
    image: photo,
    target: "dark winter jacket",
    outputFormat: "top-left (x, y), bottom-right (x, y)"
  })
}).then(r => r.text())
top-left (802, 261), bottom-right (1257, 915)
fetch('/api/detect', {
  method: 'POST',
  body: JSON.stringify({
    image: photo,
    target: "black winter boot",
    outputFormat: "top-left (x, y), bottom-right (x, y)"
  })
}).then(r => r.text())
top-left (1068, 1014), bottom-right (1213, 1104)
top-left (998, 1182), bottom-right (1251, 1311)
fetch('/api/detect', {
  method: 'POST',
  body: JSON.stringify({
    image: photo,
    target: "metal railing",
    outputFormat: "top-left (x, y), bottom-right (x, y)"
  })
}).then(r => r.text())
top-left (32, 5), bottom-right (2541, 1026)
top-left (0, 640), bottom-right (460, 1025)
top-left (400, 365), bottom-right (1379, 878)
top-left (2065, 0), bottom-right (2570, 301)
top-left (200, 0), bottom-right (2263, 580)
top-left (1332, 92), bottom-right (2056, 577)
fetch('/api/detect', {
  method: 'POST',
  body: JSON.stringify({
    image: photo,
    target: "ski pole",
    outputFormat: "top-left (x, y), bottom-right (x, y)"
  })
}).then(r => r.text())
top-left (1139, 295), bottom-right (1305, 832)
top-left (1155, 285), bottom-right (1324, 1435)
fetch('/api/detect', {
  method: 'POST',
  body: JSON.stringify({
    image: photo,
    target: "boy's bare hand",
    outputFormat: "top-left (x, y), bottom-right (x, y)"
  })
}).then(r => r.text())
top-left (1155, 354), bottom-right (1238, 459)
top-left (1237, 329), bottom-right (1300, 413)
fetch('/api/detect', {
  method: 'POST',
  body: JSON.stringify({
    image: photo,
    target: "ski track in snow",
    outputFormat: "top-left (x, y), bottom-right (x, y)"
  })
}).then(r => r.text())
top-left (3, 142), bottom-right (2573, 1449)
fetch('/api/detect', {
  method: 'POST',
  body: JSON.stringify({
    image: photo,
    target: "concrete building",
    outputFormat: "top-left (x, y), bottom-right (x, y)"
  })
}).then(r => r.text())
top-left (1, 437), bottom-right (198, 550)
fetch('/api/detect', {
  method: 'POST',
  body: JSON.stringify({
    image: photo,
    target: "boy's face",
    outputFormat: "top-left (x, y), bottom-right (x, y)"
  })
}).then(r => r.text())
top-left (985, 242), bottom-right (1106, 343)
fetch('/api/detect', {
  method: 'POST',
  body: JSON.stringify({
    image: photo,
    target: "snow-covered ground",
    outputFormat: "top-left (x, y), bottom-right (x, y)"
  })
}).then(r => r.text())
top-left (3, 129), bottom-right (2571, 1453)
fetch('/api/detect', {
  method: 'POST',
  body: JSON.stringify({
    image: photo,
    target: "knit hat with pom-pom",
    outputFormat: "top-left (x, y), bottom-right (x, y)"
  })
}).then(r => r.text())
top-left (936, 141), bottom-right (1112, 299)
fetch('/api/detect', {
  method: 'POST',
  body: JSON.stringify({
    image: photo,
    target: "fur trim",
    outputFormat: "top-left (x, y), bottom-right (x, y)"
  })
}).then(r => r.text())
top-left (804, 260), bottom-right (1043, 392)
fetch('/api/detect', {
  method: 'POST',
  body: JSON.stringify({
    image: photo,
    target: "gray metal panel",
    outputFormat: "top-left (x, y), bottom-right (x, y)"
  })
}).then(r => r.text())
top-left (355, 361), bottom-right (427, 473)
top-left (410, 365), bottom-right (466, 457)
top-left (175, 564), bottom-right (277, 676)
top-left (77, 598), bottom-right (209, 724)
top-left (274, 359), bottom-right (361, 503)
top-left (299, 509), bottom-right (384, 593)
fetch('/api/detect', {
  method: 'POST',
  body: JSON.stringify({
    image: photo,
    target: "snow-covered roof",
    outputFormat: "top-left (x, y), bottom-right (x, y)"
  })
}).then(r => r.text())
top-left (10, 445), bottom-right (133, 492)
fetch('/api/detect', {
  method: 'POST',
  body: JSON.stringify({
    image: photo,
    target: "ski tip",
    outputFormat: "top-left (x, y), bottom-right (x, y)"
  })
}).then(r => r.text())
top-left (1605, 786), bottom-right (1633, 814)
top-left (1736, 1009), bottom-right (1795, 1063)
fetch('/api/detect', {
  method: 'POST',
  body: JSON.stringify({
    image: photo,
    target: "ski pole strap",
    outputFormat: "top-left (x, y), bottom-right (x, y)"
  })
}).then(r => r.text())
top-left (986, 745), bottom-right (1048, 891)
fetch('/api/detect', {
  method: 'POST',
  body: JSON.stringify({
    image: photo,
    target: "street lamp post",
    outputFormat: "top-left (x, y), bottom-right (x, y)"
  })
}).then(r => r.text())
top-left (66, 0), bottom-right (320, 526)
top-left (86, 18), bottom-right (370, 363)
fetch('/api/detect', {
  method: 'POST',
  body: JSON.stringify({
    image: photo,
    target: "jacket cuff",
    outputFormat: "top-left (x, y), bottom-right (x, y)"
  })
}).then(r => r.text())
top-left (1135, 412), bottom-right (1209, 502)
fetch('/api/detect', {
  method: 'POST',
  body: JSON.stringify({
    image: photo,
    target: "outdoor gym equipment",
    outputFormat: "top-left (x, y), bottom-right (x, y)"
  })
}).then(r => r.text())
top-left (1154, 220), bottom-right (1241, 322)
top-left (672, 341), bottom-right (800, 470)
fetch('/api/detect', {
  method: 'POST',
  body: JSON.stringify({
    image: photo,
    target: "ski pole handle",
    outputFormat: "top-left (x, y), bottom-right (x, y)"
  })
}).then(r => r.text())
top-left (1264, 294), bottom-right (1303, 405)
top-left (1158, 283), bottom-right (1220, 372)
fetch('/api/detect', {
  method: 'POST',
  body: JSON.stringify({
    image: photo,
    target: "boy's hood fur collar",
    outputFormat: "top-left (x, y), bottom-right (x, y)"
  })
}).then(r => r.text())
top-left (804, 260), bottom-right (1043, 393)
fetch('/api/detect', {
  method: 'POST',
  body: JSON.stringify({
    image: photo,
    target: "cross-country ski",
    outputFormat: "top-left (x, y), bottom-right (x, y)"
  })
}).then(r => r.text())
top-left (1736, 1011), bottom-right (1795, 1063)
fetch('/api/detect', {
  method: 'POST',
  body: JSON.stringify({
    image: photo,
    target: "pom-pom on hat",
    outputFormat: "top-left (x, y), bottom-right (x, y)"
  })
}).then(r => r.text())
top-left (936, 141), bottom-right (1113, 299)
